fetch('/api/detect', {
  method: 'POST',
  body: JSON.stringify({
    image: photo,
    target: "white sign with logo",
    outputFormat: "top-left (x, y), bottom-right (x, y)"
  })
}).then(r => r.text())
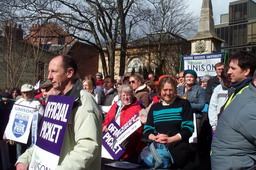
top-left (183, 53), bottom-right (224, 77)
top-left (4, 104), bottom-right (35, 144)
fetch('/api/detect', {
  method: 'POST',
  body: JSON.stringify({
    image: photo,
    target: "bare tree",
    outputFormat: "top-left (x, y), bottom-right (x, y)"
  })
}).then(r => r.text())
top-left (3, 0), bottom-right (143, 78)
top-left (2, 0), bottom-right (197, 79)
top-left (0, 20), bottom-right (52, 89)
top-left (138, 0), bottom-right (197, 76)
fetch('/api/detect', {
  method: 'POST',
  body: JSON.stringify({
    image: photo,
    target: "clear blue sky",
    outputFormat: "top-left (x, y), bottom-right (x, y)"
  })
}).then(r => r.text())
top-left (187, 0), bottom-right (236, 24)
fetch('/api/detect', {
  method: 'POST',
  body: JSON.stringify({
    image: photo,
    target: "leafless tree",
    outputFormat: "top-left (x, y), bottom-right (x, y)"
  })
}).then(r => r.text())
top-left (1, 0), bottom-right (197, 80)
top-left (0, 20), bottom-right (52, 89)
top-left (138, 0), bottom-right (197, 76)
top-left (2, 0), bottom-right (144, 78)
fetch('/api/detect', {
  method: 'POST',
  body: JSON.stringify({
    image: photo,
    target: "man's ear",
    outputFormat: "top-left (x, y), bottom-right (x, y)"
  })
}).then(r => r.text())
top-left (244, 68), bottom-right (251, 77)
top-left (66, 67), bottom-right (75, 78)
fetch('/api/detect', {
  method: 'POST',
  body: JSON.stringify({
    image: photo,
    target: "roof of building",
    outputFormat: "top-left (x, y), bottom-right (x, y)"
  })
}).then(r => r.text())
top-left (128, 32), bottom-right (188, 47)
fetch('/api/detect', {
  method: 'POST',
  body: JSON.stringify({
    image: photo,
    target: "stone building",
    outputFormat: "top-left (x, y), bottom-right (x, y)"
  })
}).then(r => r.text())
top-left (98, 32), bottom-right (191, 79)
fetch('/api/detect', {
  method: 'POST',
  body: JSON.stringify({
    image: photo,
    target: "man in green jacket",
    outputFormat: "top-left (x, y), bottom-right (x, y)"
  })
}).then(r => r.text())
top-left (16, 55), bottom-right (102, 170)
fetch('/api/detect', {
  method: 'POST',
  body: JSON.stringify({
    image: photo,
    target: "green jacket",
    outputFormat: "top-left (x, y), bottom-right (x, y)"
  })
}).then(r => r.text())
top-left (17, 79), bottom-right (102, 169)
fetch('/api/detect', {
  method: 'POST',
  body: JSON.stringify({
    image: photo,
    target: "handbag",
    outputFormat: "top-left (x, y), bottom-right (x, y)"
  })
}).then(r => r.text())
top-left (139, 142), bottom-right (174, 169)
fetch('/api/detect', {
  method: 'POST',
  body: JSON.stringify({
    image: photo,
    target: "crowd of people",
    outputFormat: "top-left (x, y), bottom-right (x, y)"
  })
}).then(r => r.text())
top-left (0, 50), bottom-right (256, 170)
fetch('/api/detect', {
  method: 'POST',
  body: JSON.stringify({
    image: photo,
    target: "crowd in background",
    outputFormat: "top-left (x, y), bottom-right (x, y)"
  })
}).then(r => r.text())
top-left (1, 51), bottom-right (256, 170)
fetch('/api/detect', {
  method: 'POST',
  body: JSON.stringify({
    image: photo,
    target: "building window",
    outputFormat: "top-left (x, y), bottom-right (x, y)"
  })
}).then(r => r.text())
top-left (215, 27), bottom-right (229, 47)
top-left (229, 2), bottom-right (247, 24)
top-left (248, 22), bottom-right (256, 44)
top-left (229, 24), bottom-right (247, 46)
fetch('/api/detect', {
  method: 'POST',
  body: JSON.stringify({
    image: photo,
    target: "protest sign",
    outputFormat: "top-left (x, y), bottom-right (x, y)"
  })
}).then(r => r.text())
top-left (102, 114), bottom-right (141, 160)
top-left (102, 120), bottom-right (125, 160)
top-left (114, 114), bottom-right (141, 145)
top-left (4, 104), bottom-right (36, 144)
top-left (182, 52), bottom-right (225, 77)
top-left (29, 95), bottom-right (74, 170)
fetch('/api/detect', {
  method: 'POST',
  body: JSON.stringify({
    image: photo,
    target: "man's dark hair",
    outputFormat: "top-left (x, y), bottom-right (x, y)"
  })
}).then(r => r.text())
top-left (229, 51), bottom-right (256, 77)
top-left (253, 70), bottom-right (256, 81)
top-left (104, 76), bottom-right (115, 83)
top-left (61, 55), bottom-right (78, 75)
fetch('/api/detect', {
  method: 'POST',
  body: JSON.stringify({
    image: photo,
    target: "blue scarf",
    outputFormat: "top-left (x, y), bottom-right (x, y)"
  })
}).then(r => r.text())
top-left (228, 77), bottom-right (252, 97)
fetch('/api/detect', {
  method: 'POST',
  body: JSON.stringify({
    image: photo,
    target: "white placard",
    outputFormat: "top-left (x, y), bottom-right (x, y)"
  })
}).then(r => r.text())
top-left (4, 104), bottom-right (35, 144)
top-left (29, 145), bottom-right (59, 170)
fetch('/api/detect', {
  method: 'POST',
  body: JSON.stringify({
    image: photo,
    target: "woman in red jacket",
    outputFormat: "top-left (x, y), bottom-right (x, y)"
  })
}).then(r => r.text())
top-left (102, 84), bottom-right (145, 163)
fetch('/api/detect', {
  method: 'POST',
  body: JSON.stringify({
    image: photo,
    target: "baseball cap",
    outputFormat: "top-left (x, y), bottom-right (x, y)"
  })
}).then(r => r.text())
top-left (21, 84), bottom-right (34, 92)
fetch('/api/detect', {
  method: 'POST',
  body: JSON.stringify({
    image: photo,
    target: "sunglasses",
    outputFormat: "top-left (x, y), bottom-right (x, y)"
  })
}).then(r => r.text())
top-left (129, 80), bottom-right (136, 84)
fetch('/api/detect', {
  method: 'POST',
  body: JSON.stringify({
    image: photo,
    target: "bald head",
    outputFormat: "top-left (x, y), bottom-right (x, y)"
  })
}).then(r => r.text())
top-left (48, 55), bottom-right (77, 94)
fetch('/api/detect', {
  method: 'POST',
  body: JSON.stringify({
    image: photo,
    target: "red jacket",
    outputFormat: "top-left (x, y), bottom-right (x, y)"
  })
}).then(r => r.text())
top-left (103, 99), bottom-right (145, 160)
top-left (34, 93), bottom-right (46, 107)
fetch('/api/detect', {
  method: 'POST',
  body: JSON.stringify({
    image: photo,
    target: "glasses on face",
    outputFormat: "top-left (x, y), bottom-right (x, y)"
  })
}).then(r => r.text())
top-left (129, 80), bottom-right (136, 84)
top-left (121, 94), bottom-right (131, 98)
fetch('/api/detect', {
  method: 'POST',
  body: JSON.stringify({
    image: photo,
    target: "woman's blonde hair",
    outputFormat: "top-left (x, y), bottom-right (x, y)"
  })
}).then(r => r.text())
top-left (82, 79), bottom-right (94, 94)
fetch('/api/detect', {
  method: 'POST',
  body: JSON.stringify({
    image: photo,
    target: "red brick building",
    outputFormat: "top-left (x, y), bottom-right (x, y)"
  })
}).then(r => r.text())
top-left (67, 42), bottom-right (99, 78)
top-left (25, 23), bottom-right (99, 78)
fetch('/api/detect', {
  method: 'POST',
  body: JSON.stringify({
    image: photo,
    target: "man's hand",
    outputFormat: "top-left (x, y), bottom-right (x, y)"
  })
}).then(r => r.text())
top-left (6, 140), bottom-right (15, 145)
top-left (16, 163), bottom-right (28, 170)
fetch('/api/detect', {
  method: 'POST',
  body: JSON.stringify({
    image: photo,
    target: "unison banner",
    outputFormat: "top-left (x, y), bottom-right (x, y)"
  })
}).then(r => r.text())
top-left (182, 53), bottom-right (225, 77)
top-left (29, 95), bottom-right (74, 170)
top-left (4, 104), bottom-right (36, 144)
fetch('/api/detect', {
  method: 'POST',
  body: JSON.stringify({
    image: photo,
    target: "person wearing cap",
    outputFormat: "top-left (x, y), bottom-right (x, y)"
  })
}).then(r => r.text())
top-left (177, 70), bottom-right (205, 113)
top-left (34, 79), bottom-right (55, 106)
top-left (95, 72), bottom-right (104, 87)
top-left (11, 83), bottom-right (44, 158)
top-left (0, 92), bottom-right (14, 170)
top-left (177, 70), bottom-right (205, 136)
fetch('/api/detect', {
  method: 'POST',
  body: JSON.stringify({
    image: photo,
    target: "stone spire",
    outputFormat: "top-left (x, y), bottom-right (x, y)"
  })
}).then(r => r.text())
top-left (189, 0), bottom-right (223, 55)
top-left (198, 0), bottom-right (215, 35)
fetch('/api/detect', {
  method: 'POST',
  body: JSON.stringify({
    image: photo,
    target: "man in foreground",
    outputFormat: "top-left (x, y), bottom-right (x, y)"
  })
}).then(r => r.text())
top-left (16, 55), bottom-right (102, 169)
top-left (211, 51), bottom-right (256, 169)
